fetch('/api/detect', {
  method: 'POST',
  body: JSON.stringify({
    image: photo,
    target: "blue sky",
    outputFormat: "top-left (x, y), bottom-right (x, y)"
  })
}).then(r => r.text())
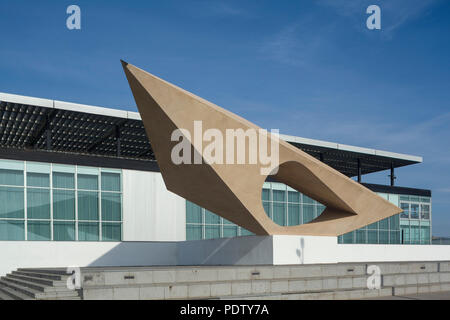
top-left (0, 0), bottom-right (449, 235)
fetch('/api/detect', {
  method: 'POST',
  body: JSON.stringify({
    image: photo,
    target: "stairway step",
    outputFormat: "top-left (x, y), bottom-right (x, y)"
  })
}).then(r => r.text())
top-left (0, 287), bottom-right (15, 300)
top-left (215, 287), bottom-right (393, 300)
top-left (0, 279), bottom-right (80, 300)
top-left (12, 270), bottom-right (68, 281)
top-left (7, 273), bottom-right (67, 287)
top-left (0, 281), bottom-right (38, 299)
top-left (0, 285), bottom-right (34, 300)
top-left (0, 276), bottom-right (69, 293)
top-left (18, 268), bottom-right (70, 276)
top-left (392, 282), bottom-right (450, 296)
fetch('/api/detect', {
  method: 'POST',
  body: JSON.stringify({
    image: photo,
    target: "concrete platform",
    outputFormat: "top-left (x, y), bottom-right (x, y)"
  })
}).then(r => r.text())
top-left (3, 261), bottom-right (450, 300)
top-left (366, 291), bottom-right (450, 300)
top-left (1, 236), bottom-right (450, 276)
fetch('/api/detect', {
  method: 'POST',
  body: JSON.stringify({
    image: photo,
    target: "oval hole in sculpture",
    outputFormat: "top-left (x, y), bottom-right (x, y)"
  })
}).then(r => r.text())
top-left (261, 176), bottom-right (326, 227)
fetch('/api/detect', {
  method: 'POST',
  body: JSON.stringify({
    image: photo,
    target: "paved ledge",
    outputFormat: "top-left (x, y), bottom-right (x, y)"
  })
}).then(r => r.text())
top-left (366, 291), bottom-right (450, 300)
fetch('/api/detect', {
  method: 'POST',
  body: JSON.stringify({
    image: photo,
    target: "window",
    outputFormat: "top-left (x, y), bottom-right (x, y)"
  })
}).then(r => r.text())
top-left (400, 203), bottom-right (409, 219)
top-left (78, 222), bottom-right (99, 241)
top-left (54, 221), bottom-right (76, 241)
top-left (0, 220), bottom-right (24, 241)
top-left (27, 220), bottom-right (51, 241)
top-left (410, 204), bottom-right (419, 219)
top-left (102, 222), bottom-right (122, 241)
top-left (53, 189), bottom-right (75, 220)
top-left (420, 204), bottom-right (430, 220)
top-left (273, 202), bottom-right (286, 226)
top-left (0, 160), bottom-right (122, 242)
top-left (0, 186), bottom-right (24, 219)
top-left (410, 225), bottom-right (420, 244)
top-left (184, 185), bottom-right (428, 245)
top-left (401, 226), bottom-right (410, 244)
top-left (303, 205), bottom-right (315, 224)
top-left (78, 191), bottom-right (99, 221)
top-left (288, 203), bottom-right (300, 226)
top-left (420, 226), bottom-right (430, 244)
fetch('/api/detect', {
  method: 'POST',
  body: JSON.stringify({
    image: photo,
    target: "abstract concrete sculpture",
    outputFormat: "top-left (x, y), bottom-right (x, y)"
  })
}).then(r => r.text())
top-left (121, 61), bottom-right (402, 236)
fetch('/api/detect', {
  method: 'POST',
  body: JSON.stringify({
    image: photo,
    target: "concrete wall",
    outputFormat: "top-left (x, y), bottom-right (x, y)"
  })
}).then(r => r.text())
top-left (122, 170), bottom-right (186, 241)
top-left (1, 236), bottom-right (450, 276)
top-left (338, 243), bottom-right (450, 263)
top-left (0, 241), bottom-right (178, 276)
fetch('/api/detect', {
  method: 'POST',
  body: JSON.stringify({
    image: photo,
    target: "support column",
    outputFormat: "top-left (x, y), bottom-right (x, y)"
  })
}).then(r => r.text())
top-left (357, 159), bottom-right (362, 183)
top-left (390, 163), bottom-right (396, 186)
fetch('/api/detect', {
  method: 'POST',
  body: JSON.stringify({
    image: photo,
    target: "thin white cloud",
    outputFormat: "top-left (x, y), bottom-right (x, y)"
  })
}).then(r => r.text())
top-left (180, 1), bottom-right (249, 18)
top-left (259, 19), bottom-right (334, 68)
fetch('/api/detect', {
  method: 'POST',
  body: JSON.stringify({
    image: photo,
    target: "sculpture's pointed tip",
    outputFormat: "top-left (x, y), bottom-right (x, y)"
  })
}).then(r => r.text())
top-left (120, 59), bottom-right (129, 68)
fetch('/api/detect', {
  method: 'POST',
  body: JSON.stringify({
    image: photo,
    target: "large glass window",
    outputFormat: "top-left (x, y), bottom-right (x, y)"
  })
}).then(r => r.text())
top-left (0, 160), bottom-right (122, 242)
top-left (186, 182), bottom-right (327, 241)
top-left (185, 183), bottom-right (432, 245)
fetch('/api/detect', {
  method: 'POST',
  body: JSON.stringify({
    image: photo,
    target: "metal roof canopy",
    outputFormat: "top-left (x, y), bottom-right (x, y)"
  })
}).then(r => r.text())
top-left (0, 92), bottom-right (422, 177)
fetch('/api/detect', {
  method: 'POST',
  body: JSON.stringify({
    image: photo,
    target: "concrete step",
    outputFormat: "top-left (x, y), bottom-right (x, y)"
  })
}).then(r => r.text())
top-left (0, 285), bottom-right (33, 300)
top-left (392, 282), bottom-right (450, 296)
top-left (0, 279), bottom-right (40, 299)
top-left (12, 270), bottom-right (69, 281)
top-left (18, 268), bottom-right (70, 276)
top-left (217, 287), bottom-right (393, 300)
top-left (1, 276), bottom-right (74, 293)
top-left (7, 273), bottom-right (67, 287)
top-left (81, 272), bottom-right (450, 298)
top-left (0, 278), bottom-right (80, 300)
top-left (383, 271), bottom-right (450, 287)
top-left (0, 287), bottom-right (15, 300)
top-left (79, 262), bottom-right (450, 288)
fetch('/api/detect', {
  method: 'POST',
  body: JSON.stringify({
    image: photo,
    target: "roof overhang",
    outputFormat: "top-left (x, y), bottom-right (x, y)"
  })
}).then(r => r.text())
top-left (0, 92), bottom-right (422, 177)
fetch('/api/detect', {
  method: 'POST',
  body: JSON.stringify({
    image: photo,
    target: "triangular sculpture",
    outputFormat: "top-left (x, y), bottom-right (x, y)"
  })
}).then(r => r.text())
top-left (122, 61), bottom-right (402, 236)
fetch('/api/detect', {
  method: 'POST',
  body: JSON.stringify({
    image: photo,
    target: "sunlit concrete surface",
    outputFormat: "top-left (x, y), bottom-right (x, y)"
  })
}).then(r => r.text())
top-left (365, 291), bottom-right (450, 300)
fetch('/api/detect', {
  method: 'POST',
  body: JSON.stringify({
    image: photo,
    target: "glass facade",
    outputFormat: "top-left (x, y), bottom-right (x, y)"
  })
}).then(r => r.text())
top-left (0, 159), bottom-right (122, 241)
top-left (186, 182), bottom-right (432, 245)
top-left (398, 195), bottom-right (432, 244)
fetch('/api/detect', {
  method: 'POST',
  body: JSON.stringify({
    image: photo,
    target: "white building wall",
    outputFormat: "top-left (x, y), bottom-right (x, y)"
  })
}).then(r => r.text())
top-left (0, 241), bottom-right (178, 276)
top-left (122, 169), bottom-right (186, 241)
